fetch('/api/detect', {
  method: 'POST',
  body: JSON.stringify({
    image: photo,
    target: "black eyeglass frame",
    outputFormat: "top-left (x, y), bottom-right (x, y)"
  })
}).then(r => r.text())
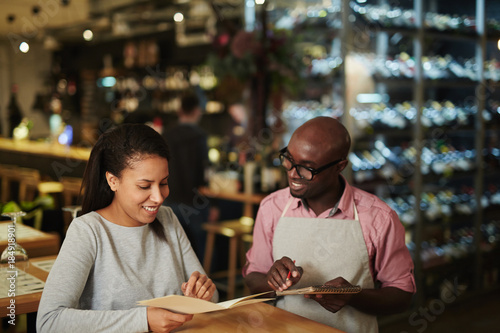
top-left (278, 147), bottom-right (345, 181)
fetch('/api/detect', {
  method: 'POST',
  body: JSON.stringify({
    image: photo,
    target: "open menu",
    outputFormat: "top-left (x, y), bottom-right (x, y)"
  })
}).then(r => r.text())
top-left (138, 292), bottom-right (274, 314)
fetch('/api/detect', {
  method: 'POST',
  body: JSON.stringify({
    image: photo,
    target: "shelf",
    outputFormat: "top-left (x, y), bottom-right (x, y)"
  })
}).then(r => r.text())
top-left (371, 77), bottom-right (481, 88)
top-left (422, 253), bottom-right (475, 272)
top-left (345, 0), bottom-right (500, 311)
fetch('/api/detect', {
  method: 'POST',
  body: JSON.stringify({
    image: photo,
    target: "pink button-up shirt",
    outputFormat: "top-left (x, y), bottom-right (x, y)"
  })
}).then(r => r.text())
top-left (244, 177), bottom-right (416, 294)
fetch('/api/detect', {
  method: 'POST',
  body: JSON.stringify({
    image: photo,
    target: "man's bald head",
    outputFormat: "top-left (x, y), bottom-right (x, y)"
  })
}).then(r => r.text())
top-left (292, 117), bottom-right (351, 159)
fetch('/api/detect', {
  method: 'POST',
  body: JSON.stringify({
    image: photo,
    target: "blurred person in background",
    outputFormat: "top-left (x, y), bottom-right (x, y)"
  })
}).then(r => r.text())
top-left (163, 94), bottom-right (218, 262)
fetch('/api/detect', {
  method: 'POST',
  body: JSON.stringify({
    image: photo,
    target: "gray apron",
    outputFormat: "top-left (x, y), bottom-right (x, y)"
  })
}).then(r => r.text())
top-left (272, 198), bottom-right (378, 333)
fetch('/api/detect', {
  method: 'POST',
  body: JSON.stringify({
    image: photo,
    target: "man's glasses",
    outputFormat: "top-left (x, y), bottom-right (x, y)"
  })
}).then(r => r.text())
top-left (279, 147), bottom-right (344, 181)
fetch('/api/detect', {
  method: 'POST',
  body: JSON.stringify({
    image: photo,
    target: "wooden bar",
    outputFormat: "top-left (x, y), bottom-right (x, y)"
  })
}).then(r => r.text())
top-left (173, 302), bottom-right (344, 332)
top-left (0, 138), bottom-right (91, 162)
top-left (0, 138), bottom-right (90, 179)
top-left (1, 255), bottom-right (345, 331)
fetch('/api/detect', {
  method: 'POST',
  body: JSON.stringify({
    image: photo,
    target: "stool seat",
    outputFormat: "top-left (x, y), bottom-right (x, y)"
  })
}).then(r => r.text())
top-left (202, 218), bottom-right (253, 238)
top-left (202, 216), bottom-right (254, 300)
top-left (37, 181), bottom-right (64, 195)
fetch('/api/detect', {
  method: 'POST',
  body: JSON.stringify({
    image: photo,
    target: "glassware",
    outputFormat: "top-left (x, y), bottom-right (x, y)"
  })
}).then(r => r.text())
top-left (62, 205), bottom-right (82, 221)
top-left (1, 211), bottom-right (29, 273)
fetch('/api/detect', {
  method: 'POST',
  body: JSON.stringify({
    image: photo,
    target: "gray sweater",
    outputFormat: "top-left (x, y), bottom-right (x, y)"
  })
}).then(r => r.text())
top-left (36, 206), bottom-right (216, 332)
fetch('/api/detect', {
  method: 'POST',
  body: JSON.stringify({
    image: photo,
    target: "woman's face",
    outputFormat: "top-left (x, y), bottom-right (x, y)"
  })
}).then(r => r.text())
top-left (107, 155), bottom-right (169, 227)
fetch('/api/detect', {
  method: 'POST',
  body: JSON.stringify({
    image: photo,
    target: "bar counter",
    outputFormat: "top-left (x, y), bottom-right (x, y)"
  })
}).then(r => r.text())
top-left (0, 138), bottom-right (91, 179)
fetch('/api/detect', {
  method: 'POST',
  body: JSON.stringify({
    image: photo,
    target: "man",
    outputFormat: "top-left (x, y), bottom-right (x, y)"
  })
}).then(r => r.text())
top-left (163, 94), bottom-right (212, 261)
top-left (243, 117), bottom-right (415, 332)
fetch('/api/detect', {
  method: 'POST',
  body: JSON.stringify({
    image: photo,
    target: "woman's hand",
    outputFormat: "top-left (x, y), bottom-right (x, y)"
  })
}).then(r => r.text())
top-left (181, 271), bottom-right (216, 301)
top-left (147, 307), bottom-right (193, 333)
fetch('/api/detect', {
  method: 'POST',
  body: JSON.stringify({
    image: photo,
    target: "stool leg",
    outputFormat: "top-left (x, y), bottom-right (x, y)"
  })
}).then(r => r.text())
top-left (1, 178), bottom-right (9, 203)
top-left (203, 231), bottom-right (215, 274)
top-left (239, 239), bottom-right (247, 269)
top-left (19, 182), bottom-right (27, 203)
top-left (239, 239), bottom-right (250, 296)
top-left (227, 236), bottom-right (238, 300)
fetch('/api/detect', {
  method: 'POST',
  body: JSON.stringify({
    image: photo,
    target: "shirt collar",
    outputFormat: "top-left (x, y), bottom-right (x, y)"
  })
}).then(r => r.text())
top-left (337, 175), bottom-right (356, 219)
top-left (289, 175), bottom-right (356, 219)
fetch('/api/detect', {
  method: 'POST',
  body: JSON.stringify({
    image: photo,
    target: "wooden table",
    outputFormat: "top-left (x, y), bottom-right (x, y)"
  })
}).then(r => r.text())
top-left (0, 222), bottom-right (60, 258)
top-left (173, 302), bottom-right (344, 332)
top-left (0, 255), bottom-right (56, 317)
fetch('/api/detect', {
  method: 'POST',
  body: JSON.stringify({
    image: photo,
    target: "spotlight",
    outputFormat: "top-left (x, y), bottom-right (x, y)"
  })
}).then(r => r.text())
top-left (61, 0), bottom-right (71, 6)
top-left (19, 42), bottom-right (30, 53)
top-left (32, 6), bottom-right (41, 15)
top-left (173, 12), bottom-right (184, 22)
top-left (7, 14), bottom-right (16, 23)
top-left (83, 29), bottom-right (94, 41)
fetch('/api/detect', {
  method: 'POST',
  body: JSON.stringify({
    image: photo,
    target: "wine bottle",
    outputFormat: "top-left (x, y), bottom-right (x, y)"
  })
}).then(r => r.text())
top-left (7, 84), bottom-right (23, 138)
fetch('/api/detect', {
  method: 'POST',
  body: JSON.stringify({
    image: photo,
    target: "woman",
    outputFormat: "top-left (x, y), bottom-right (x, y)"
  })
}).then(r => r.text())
top-left (37, 124), bottom-right (217, 333)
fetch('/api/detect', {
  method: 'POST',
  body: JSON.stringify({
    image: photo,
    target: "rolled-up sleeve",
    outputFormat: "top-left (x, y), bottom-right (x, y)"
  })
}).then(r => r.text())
top-left (242, 195), bottom-right (281, 276)
top-left (373, 209), bottom-right (416, 293)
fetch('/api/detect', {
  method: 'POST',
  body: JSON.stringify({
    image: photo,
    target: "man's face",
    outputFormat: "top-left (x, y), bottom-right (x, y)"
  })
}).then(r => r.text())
top-left (285, 137), bottom-right (340, 201)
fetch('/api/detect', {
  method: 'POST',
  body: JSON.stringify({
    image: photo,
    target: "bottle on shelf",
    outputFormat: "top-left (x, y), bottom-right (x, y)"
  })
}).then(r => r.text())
top-left (7, 84), bottom-right (23, 138)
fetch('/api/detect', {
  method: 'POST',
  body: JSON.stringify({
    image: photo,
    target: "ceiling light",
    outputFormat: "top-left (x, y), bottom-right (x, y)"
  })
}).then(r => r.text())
top-left (174, 12), bottom-right (184, 22)
top-left (7, 14), bottom-right (16, 23)
top-left (44, 36), bottom-right (61, 50)
top-left (255, 0), bottom-right (265, 4)
top-left (83, 29), bottom-right (94, 41)
top-left (19, 42), bottom-right (30, 53)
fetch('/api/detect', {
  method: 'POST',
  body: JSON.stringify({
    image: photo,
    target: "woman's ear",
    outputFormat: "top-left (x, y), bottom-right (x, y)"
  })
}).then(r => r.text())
top-left (105, 171), bottom-right (119, 192)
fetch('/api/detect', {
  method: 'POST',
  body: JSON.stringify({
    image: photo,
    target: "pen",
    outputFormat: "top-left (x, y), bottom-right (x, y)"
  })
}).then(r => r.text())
top-left (286, 260), bottom-right (296, 280)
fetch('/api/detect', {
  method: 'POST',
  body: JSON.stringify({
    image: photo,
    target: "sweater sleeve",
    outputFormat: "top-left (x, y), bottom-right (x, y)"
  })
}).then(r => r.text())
top-left (36, 219), bottom-right (149, 333)
top-left (161, 207), bottom-right (219, 303)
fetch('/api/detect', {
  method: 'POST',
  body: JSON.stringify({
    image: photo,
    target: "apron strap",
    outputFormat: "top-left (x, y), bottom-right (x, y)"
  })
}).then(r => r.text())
top-left (353, 202), bottom-right (359, 221)
top-left (280, 197), bottom-right (294, 218)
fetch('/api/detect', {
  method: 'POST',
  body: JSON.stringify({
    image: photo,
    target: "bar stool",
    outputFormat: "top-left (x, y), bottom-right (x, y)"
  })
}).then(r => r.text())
top-left (0, 164), bottom-right (42, 203)
top-left (0, 164), bottom-right (18, 203)
top-left (1, 164), bottom-right (65, 202)
top-left (60, 177), bottom-right (83, 231)
top-left (37, 181), bottom-right (64, 198)
top-left (202, 216), bottom-right (254, 300)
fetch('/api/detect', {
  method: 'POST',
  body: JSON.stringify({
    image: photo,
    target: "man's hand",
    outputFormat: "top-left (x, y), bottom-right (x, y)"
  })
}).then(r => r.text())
top-left (304, 277), bottom-right (353, 313)
top-left (147, 307), bottom-right (193, 333)
top-left (182, 271), bottom-right (216, 301)
top-left (266, 256), bottom-right (303, 292)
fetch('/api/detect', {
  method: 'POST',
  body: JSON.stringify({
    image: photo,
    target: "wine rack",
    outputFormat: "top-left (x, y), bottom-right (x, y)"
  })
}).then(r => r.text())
top-left (342, 0), bottom-right (500, 310)
top-left (266, 0), bottom-right (499, 312)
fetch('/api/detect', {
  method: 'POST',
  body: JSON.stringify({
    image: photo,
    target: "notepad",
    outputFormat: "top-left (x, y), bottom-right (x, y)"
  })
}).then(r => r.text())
top-left (138, 292), bottom-right (275, 314)
top-left (275, 285), bottom-right (362, 296)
